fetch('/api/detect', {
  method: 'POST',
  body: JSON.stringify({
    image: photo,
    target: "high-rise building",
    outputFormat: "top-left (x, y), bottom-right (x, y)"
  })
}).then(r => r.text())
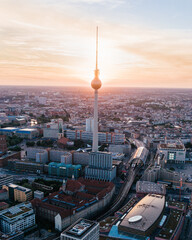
top-left (86, 118), bottom-right (94, 132)
top-left (60, 218), bottom-right (99, 240)
top-left (85, 152), bottom-right (116, 181)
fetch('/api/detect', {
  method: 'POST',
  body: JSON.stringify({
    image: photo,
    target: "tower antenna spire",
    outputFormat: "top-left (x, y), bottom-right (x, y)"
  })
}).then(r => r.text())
top-left (96, 26), bottom-right (98, 71)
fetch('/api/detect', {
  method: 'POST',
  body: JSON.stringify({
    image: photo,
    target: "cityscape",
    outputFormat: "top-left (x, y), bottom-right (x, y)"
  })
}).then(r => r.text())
top-left (0, 1), bottom-right (192, 240)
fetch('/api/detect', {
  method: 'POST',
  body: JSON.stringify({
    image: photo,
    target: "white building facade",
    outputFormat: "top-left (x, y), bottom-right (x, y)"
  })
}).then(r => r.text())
top-left (0, 202), bottom-right (36, 234)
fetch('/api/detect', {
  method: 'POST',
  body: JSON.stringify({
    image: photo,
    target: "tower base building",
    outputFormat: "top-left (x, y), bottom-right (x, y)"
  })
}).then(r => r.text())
top-left (85, 152), bottom-right (116, 181)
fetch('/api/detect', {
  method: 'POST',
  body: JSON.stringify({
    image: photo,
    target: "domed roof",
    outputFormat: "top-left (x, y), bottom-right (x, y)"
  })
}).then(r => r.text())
top-left (91, 76), bottom-right (102, 90)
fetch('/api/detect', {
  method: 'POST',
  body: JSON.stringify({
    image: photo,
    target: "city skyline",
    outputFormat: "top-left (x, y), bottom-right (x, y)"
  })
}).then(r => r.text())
top-left (0, 0), bottom-right (192, 88)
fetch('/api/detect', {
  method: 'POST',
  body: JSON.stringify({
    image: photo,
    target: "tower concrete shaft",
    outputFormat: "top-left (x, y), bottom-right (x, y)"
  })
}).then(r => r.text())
top-left (93, 89), bottom-right (98, 152)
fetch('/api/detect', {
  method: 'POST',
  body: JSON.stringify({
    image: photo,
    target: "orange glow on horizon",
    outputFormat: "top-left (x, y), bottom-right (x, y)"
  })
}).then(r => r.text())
top-left (0, 0), bottom-right (192, 88)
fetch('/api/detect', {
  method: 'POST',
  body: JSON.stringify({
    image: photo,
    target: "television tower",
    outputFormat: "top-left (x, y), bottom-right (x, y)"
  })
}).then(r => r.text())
top-left (91, 27), bottom-right (102, 152)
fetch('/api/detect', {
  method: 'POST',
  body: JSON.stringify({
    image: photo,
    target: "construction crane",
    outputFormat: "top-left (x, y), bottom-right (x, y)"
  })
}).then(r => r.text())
top-left (164, 179), bottom-right (192, 201)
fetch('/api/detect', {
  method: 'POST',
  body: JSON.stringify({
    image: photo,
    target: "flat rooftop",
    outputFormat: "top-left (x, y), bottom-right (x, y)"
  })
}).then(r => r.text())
top-left (16, 128), bottom-right (37, 132)
top-left (108, 225), bottom-right (149, 240)
top-left (8, 184), bottom-right (31, 193)
top-left (159, 143), bottom-right (185, 150)
top-left (119, 194), bottom-right (165, 234)
top-left (156, 209), bottom-right (183, 239)
top-left (100, 216), bottom-right (118, 232)
top-left (136, 181), bottom-right (166, 195)
top-left (61, 218), bottom-right (98, 239)
top-left (0, 127), bottom-right (18, 131)
top-left (168, 201), bottom-right (187, 212)
top-left (1, 203), bottom-right (32, 220)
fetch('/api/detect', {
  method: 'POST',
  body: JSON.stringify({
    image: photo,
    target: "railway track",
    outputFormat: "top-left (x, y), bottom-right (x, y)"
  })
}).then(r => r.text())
top-left (96, 169), bottom-right (137, 221)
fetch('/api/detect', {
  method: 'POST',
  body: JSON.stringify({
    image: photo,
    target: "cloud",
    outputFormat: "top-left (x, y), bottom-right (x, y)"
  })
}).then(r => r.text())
top-left (0, 0), bottom-right (191, 88)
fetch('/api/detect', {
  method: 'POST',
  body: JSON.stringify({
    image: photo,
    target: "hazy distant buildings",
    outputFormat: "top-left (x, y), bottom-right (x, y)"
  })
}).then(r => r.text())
top-left (37, 96), bottom-right (47, 105)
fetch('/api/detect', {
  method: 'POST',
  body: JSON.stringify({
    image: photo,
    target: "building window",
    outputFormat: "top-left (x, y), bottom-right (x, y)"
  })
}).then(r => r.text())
top-left (168, 152), bottom-right (176, 161)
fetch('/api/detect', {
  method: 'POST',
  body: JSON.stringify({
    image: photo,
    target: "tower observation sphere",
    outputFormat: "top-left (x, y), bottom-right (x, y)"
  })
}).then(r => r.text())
top-left (91, 70), bottom-right (102, 90)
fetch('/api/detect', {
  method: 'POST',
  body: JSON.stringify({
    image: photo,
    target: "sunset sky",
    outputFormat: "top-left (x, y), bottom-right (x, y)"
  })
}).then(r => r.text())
top-left (0, 0), bottom-right (191, 88)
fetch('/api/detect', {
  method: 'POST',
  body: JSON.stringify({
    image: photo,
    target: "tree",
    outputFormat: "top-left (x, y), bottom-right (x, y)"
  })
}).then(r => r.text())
top-left (74, 139), bottom-right (84, 148)
top-left (9, 146), bottom-right (21, 151)
top-left (26, 141), bottom-right (35, 147)
top-left (185, 142), bottom-right (192, 148)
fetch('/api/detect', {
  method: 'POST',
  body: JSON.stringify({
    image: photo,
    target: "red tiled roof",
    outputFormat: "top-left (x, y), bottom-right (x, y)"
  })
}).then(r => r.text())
top-left (31, 178), bottom-right (115, 219)
top-left (66, 179), bottom-right (84, 192)
top-left (76, 192), bottom-right (95, 201)
top-left (57, 137), bottom-right (70, 145)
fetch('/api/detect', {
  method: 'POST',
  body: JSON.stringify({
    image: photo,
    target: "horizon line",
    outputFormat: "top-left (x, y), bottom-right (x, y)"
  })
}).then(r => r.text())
top-left (0, 84), bottom-right (192, 90)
